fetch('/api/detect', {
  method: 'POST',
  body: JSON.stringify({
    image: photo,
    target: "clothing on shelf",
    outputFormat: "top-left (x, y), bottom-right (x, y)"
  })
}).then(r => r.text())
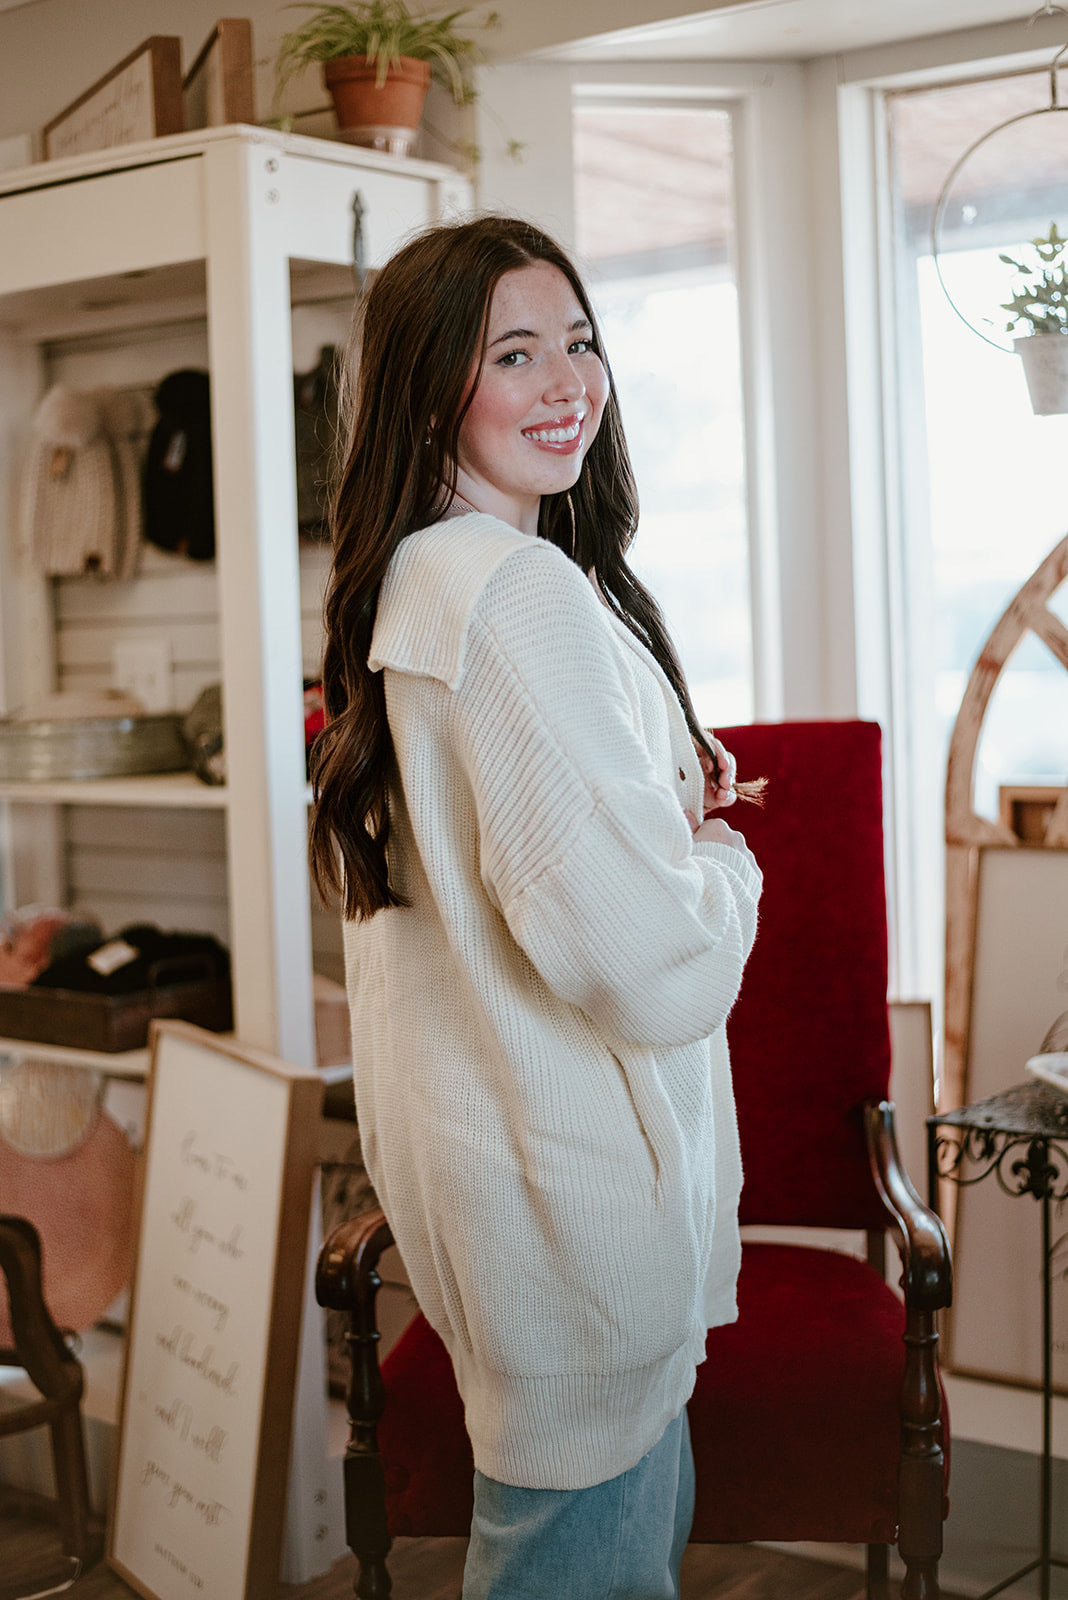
top-left (21, 384), bottom-right (145, 578)
top-left (0, 907), bottom-right (102, 989)
top-left (143, 369), bottom-right (215, 560)
top-left (294, 344), bottom-right (340, 541)
top-left (32, 922), bottom-right (230, 996)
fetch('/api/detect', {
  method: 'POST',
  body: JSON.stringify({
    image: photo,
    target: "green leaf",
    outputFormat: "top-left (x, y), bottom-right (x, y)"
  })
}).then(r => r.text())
top-left (273, 0), bottom-right (493, 105)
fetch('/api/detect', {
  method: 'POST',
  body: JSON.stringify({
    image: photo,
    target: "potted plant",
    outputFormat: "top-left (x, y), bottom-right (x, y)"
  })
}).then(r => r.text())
top-left (273, 1), bottom-right (497, 156)
top-left (1000, 222), bottom-right (1068, 415)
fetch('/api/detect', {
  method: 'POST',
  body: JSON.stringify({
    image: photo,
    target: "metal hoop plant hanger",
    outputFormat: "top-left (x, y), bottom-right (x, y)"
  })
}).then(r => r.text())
top-left (931, 18), bottom-right (1068, 352)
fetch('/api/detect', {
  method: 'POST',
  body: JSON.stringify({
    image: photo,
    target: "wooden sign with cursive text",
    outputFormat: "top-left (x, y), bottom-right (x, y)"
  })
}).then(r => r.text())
top-left (42, 37), bottom-right (184, 162)
top-left (108, 1021), bottom-right (322, 1600)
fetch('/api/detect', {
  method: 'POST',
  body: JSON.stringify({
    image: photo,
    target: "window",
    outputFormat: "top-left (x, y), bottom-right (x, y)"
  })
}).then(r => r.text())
top-left (573, 101), bottom-right (753, 726)
top-left (884, 69), bottom-right (1068, 996)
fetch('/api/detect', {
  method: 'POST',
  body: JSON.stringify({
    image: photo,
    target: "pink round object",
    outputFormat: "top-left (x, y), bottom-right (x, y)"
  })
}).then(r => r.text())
top-left (0, 1108), bottom-right (136, 1341)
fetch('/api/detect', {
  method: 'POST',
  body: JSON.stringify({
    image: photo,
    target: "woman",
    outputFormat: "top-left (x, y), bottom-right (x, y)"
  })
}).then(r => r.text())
top-left (310, 215), bottom-right (762, 1600)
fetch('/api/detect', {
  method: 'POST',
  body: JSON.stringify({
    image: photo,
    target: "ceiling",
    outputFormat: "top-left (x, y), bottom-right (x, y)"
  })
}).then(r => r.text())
top-left (0, 0), bottom-right (1052, 70)
top-left (0, 0), bottom-right (1051, 57)
top-left (536, 0), bottom-right (1051, 62)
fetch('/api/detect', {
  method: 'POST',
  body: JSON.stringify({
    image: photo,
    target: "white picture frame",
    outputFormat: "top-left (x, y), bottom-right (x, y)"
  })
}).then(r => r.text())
top-left (108, 1021), bottom-right (322, 1600)
top-left (946, 846), bottom-right (1068, 1391)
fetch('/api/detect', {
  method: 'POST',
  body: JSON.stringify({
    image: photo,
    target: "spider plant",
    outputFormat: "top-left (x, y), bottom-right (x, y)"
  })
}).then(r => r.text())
top-left (274, 1), bottom-right (498, 107)
top-left (1000, 222), bottom-right (1068, 337)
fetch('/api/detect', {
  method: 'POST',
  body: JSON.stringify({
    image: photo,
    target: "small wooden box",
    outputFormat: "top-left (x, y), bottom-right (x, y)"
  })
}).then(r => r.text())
top-left (999, 784), bottom-right (1068, 846)
top-left (0, 977), bottom-right (232, 1053)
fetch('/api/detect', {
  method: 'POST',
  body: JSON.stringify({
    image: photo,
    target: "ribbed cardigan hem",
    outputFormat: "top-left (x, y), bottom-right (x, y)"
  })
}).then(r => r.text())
top-left (450, 1324), bottom-right (709, 1491)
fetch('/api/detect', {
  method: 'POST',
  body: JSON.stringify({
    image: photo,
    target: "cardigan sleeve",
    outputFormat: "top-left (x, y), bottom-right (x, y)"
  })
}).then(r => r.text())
top-left (451, 542), bottom-right (762, 1049)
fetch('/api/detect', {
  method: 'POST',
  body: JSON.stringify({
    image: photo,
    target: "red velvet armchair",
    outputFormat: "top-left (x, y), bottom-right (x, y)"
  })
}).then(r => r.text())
top-left (318, 719), bottom-right (951, 1600)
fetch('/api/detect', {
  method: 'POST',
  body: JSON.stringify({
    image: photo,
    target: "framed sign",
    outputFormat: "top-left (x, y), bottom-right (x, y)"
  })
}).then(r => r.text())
top-left (42, 37), bottom-right (183, 161)
top-left (183, 20), bottom-right (256, 130)
top-left (108, 1021), bottom-right (322, 1600)
top-left (947, 847), bottom-right (1068, 1390)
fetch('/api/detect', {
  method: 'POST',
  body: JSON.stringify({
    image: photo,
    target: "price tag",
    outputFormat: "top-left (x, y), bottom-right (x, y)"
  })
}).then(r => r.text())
top-left (88, 938), bottom-right (139, 976)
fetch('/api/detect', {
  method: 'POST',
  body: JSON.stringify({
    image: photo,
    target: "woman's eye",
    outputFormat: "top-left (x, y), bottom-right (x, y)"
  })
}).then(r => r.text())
top-left (497, 349), bottom-right (529, 367)
top-left (569, 338), bottom-right (593, 355)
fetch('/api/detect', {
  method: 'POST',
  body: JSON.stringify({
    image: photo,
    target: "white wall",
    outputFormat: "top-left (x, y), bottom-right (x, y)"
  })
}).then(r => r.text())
top-left (0, 0), bottom-right (747, 147)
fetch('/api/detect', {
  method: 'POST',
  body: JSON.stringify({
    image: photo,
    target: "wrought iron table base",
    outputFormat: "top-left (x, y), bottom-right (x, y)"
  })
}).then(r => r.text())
top-left (929, 1082), bottom-right (1068, 1600)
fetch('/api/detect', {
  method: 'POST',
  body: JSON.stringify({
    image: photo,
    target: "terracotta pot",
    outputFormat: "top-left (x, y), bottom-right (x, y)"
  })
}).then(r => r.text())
top-left (1014, 332), bottom-right (1068, 415)
top-left (323, 54), bottom-right (431, 155)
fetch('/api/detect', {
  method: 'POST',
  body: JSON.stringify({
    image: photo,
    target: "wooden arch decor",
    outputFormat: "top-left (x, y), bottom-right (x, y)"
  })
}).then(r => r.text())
top-left (943, 533), bottom-right (1068, 1116)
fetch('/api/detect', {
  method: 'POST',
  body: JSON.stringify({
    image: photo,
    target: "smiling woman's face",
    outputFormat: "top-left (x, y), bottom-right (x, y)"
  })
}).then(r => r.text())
top-left (453, 261), bottom-right (609, 536)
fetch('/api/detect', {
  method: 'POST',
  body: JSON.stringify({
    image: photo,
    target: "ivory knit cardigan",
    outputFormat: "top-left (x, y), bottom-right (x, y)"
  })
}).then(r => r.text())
top-left (343, 514), bottom-right (762, 1491)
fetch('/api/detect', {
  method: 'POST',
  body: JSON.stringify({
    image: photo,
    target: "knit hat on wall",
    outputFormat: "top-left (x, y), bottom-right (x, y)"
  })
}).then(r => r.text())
top-left (20, 384), bottom-right (144, 578)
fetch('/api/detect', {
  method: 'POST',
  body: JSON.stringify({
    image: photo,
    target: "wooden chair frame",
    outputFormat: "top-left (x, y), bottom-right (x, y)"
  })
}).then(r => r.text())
top-left (317, 1099), bottom-right (950, 1600)
top-left (0, 1214), bottom-right (102, 1564)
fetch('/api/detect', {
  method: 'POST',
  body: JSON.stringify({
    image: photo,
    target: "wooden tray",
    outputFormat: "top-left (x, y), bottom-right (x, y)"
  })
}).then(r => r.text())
top-left (0, 977), bottom-right (232, 1053)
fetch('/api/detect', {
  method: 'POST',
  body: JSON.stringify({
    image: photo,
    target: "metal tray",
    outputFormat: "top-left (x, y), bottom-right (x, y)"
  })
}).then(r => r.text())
top-left (0, 713), bottom-right (189, 781)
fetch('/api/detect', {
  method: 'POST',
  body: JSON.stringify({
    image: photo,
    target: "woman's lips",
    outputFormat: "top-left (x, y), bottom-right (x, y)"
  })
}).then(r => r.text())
top-left (521, 413), bottom-right (585, 452)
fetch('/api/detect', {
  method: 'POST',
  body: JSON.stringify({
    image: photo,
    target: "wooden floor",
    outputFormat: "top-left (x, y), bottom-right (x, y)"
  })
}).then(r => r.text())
top-left (1, 1517), bottom-right (888, 1600)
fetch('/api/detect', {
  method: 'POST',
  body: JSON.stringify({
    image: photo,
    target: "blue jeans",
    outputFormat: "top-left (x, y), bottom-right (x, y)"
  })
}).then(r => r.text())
top-left (462, 1409), bottom-right (695, 1600)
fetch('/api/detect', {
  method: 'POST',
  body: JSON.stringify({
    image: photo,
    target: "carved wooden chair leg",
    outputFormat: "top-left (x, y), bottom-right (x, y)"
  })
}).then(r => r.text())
top-left (898, 1308), bottom-right (944, 1600)
top-left (50, 1404), bottom-right (98, 1560)
top-left (866, 1542), bottom-right (891, 1600)
top-left (317, 1209), bottom-right (396, 1600)
top-left (0, 1215), bottom-right (102, 1565)
top-left (864, 1104), bottom-right (950, 1600)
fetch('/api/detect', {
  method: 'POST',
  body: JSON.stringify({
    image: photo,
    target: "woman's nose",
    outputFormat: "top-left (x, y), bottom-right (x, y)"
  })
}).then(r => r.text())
top-left (544, 353), bottom-right (585, 403)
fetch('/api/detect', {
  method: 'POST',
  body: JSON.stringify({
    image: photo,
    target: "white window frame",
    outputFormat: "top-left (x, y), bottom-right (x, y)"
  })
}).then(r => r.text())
top-left (812, 14), bottom-right (1068, 1002)
top-left (475, 57), bottom-right (825, 727)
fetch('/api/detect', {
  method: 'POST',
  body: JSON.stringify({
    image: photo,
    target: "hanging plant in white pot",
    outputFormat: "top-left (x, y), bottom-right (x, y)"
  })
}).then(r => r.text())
top-left (1000, 223), bottom-right (1068, 415)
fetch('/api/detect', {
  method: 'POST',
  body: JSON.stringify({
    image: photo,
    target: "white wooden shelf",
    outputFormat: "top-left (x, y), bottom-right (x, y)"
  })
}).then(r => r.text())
top-left (0, 1033), bottom-right (148, 1076)
top-left (0, 1031), bottom-right (351, 1085)
top-left (0, 770), bottom-right (229, 807)
top-left (0, 122), bottom-right (463, 201)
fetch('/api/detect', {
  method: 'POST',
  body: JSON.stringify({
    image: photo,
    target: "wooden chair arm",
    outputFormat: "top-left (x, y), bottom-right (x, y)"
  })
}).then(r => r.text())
top-left (864, 1100), bottom-right (952, 1312)
top-left (865, 1102), bottom-right (950, 1585)
top-left (0, 1216), bottom-right (84, 1405)
top-left (315, 1205), bottom-right (397, 1598)
top-left (315, 1206), bottom-right (395, 1313)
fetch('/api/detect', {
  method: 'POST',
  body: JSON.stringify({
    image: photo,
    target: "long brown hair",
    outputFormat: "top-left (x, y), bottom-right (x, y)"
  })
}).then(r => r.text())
top-left (310, 214), bottom-right (746, 920)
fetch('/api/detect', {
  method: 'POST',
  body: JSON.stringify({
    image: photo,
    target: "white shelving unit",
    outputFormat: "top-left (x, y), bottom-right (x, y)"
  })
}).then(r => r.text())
top-left (0, 123), bottom-right (469, 1581)
top-left (0, 123), bottom-right (469, 1064)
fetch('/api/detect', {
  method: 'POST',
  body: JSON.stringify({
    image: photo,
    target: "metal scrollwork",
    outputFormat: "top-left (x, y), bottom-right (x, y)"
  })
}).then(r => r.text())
top-left (934, 1129), bottom-right (1068, 1201)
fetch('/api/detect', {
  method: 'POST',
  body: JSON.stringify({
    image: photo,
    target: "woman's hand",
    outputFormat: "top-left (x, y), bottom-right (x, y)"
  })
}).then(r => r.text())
top-left (683, 809), bottom-right (760, 874)
top-left (697, 736), bottom-right (737, 814)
